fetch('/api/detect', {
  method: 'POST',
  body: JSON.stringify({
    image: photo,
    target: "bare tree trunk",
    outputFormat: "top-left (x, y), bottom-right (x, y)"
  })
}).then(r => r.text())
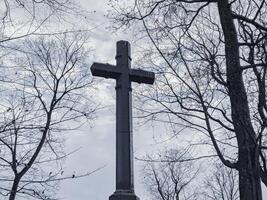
top-left (217, 1), bottom-right (262, 200)
top-left (9, 176), bottom-right (20, 200)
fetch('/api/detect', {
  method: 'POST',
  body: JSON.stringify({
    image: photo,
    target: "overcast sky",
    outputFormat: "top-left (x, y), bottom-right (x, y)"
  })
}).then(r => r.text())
top-left (57, 1), bottom-right (157, 199)
top-left (56, 1), bottom-right (267, 200)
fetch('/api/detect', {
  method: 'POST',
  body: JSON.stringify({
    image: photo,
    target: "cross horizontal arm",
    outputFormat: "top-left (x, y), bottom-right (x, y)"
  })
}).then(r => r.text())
top-left (130, 69), bottom-right (155, 84)
top-left (91, 62), bottom-right (121, 79)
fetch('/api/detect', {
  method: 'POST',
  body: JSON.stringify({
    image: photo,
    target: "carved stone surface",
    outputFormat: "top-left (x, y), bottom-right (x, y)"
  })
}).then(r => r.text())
top-left (109, 190), bottom-right (140, 200)
top-left (90, 41), bottom-right (155, 200)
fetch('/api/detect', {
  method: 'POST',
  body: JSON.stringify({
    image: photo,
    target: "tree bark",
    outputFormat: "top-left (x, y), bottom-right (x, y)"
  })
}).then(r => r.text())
top-left (9, 176), bottom-right (21, 200)
top-left (217, 1), bottom-right (262, 200)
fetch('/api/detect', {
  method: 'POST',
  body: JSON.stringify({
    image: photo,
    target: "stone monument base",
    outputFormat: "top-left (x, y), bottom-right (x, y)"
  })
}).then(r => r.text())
top-left (109, 190), bottom-right (140, 200)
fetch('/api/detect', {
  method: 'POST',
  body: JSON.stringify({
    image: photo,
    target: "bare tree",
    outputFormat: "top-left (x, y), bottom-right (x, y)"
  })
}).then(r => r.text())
top-left (141, 149), bottom-right (199, 200)
top-left (141, 151), bottom-right (238, 200)
top-left (0, 33), bottom-right (97, 200)
top-left (0, 0), bottom-right (88, 44)
top-left (203, 162), bottom-right (239, 200)
top-left (109, 0), bottom-right (267, 199)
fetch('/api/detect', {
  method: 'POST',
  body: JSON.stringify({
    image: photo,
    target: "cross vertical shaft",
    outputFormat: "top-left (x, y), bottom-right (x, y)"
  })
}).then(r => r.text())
top-left (115, 41), bottom-right (134, 192)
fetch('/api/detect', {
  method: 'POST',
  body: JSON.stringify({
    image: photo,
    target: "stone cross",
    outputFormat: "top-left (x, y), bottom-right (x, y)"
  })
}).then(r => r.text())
top-left (90, 41), bottom-right (155, 200)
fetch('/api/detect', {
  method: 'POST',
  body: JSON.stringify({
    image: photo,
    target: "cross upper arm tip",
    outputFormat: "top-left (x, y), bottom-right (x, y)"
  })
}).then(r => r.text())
top-left (130, 69), bottom-right (155, 85)
top-left (90, 62), bottom-right (120, 79)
